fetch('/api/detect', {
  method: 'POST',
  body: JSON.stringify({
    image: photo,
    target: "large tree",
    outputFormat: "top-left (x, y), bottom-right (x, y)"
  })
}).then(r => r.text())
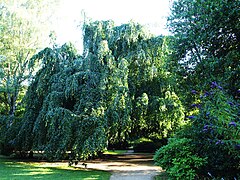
top-left (0, 0), bottom-right (60, 155)
top-left (168, 0), bottom-right (240, 102)
top-left (0, 0), bottom-right (59, 120)
top-left (11, 20), bottom-right (185, 160)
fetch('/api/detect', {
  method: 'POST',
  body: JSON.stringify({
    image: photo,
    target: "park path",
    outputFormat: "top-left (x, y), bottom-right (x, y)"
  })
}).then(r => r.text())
top-left (83, 152), bottom-right (164, 180)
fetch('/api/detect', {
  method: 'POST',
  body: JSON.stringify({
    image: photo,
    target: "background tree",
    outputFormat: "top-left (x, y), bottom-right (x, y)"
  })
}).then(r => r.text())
top-left (0, 0), bottom-right (59, 119)
top-left (0, 5), bottom-right (35, 118)
top-left (167, 0), bottom-right (240, 106)
top-left (0, 0), bottom-right (60, 155)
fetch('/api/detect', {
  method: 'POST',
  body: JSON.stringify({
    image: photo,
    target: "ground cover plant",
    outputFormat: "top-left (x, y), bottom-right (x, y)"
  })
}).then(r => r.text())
top-left (0, 155), bottom-right (111, 180)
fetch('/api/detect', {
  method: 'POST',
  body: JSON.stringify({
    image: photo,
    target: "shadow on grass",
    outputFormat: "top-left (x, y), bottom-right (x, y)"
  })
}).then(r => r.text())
top-left (0, 155), bottom-right (111, 180)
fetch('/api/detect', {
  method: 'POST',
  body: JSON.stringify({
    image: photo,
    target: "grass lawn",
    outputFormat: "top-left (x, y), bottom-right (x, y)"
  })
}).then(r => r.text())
top-left (103, 150), bottom-right (128, 155)
top-left (0, 155), bottom-right (111, 180)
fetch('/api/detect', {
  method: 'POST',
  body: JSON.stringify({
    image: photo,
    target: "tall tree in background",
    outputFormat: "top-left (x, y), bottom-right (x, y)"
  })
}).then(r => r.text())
top-left (168, 0), bottom-right (240, 102)
top-left (0, 5), bottom-right (35, 118)
top-left (0, 0), bottom-right (60, 155)
top-left (0, 0), bottom-right (59, 121)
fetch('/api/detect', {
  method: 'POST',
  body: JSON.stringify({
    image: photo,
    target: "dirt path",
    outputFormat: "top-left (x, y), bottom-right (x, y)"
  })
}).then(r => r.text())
top-left (14, 152), bottom-right (163, 179)
top-left (83, 153), bottom-right (164, 180)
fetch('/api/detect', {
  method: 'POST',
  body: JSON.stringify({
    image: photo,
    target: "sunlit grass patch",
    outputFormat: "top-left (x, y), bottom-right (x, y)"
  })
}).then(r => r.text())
top-left (103, 150), bottom-right (128, 155)
top-left (0, 155), bottom-right (111, 180)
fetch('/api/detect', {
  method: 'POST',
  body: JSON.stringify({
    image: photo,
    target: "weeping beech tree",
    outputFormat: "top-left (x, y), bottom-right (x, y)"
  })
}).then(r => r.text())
top-left (12, 20), bottom-right (185, 160)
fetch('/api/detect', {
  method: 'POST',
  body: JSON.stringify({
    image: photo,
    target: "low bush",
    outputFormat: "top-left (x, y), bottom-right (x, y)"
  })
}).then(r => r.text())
top-left (154, 138), bottom-right (207, 179)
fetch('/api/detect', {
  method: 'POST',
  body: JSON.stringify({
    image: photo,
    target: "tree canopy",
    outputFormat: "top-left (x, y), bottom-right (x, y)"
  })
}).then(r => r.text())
top-left (154, 0), bottom-right (240, 179)
top-left (8, 21), bottom-right (185, 160)
top-left (0, 0), bottom-right (59, 120)
top-left (168, 0), bottom-right (240, 98)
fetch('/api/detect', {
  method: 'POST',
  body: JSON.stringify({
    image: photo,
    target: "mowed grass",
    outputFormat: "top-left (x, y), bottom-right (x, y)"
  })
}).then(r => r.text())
top-left (103, 150), bottom-right (128, 155)
top-left (0, 155), bottom-right (111, 180)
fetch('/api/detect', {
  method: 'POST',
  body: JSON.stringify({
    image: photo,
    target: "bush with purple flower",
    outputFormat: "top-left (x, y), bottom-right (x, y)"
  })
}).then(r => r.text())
top-left (185, 84), bottom-right (240, 178)
top-left (155, 83), bottom-right (240, 179)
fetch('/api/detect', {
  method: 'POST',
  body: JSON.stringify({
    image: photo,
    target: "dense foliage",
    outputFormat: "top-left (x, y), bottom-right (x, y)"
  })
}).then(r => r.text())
top-left (1, 21), bottom-right (185, 160)
top-left (154, 0), bottom-right (240, 179)
top-left (0, 0), bottom-right (59, 123)
top-left (155, 84), bottom-right (240, 179)
top-left (168, 0), bottom-right (240, 103)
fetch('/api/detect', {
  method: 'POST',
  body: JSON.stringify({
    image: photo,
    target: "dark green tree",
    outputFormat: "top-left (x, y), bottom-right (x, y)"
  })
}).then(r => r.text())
top-left (168, 0), bottom-right (240, 101)
top-left (11, 20), bottom-right (185, 160)
top-left (154, 0), bottom-right (240, 179)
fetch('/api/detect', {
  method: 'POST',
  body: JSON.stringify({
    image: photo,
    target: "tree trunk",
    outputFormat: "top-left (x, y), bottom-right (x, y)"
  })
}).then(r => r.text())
top-left (7, 94), bottom-right (17, 127)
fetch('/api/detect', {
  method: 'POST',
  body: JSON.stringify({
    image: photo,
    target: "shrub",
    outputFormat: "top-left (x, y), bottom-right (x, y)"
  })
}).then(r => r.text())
top-left (154, 82), bottom-right (240, 179)
top-left (154, 138), bottom-right (207, 179)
